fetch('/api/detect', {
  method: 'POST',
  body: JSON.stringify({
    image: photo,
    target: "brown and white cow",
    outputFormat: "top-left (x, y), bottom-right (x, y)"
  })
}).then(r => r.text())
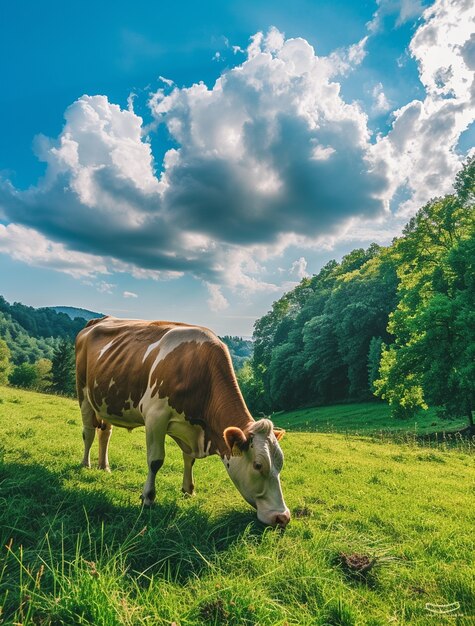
top-left (75, 316), bottom-right (290, 528)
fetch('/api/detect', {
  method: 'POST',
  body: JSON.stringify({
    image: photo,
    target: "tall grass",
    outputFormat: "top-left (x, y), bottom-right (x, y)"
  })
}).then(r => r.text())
top-left (1, 386), bottom-right (474, 625)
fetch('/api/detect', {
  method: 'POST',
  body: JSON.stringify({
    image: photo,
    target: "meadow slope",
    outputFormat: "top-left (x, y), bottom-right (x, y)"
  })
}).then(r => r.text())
top-left (271, 402), bottom-right (468, 436)
top-left (0, 386), bottom-right (474, 625)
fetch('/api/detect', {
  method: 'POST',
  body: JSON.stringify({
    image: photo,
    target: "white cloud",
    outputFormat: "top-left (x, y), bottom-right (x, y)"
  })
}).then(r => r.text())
top-left (368, 0), bottom-right (426, 33)
top-left (123, 290), bottom-right (138, 298)
top-left (159, 75), bottom-right (174, 87)
top-left (290, 256), bottom-right (309, 280)
top-left (0, 223), bottom-right (108, 278)
top-left (373, 0), bottom-right (475, 215)
top-left (1, 29), bottom-right (390, 295)
top-left (97, 281), bottom-right (115, 294)
top-left (0, 10), bottom-right (473, 298)
top-left (371, 82), bottom-right (392, 113)
top-left (206, 283), bottom-right (229, 312)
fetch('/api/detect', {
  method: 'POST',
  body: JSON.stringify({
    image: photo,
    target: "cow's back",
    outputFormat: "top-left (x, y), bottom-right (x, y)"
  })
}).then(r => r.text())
top-left (75, 317), bottom-right (228, 429)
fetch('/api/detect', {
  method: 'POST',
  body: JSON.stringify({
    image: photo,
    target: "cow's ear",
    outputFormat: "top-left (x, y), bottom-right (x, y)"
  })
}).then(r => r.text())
top-left (273, 428), bottom-right (285, 441)
top-left (223, 427), bottom-right (248, 455)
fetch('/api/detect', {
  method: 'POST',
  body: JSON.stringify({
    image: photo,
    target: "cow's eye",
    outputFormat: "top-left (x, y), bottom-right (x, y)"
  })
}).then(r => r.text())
top-left (253, 461), bottom-right (262, 471)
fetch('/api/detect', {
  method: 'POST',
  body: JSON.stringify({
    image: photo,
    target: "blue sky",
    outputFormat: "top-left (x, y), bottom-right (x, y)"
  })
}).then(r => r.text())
top-left (0, 0), bottom-right (474, 335)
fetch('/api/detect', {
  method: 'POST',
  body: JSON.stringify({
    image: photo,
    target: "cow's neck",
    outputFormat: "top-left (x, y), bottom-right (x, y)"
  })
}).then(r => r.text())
top-left (206, 377), bottom-right (254, 456)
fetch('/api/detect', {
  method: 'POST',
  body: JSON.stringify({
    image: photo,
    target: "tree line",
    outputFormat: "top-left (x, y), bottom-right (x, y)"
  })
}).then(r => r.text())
top-left (0, 306), bottom-right (253, 398)
top-left (0, 300), bottom-right (86, 395)
top-left (238, 159), bottom-right (474, 429)
top-left (0, 297), bottom-right (87, 340)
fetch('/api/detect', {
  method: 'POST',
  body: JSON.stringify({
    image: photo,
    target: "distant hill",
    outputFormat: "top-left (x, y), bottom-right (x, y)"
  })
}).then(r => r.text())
top-left (220, 335), bottom-right (254, 370)
top-left (50, 306), bottom-right (102, 321)
top-left (0, 296), bottom-right (91, 342)
top-left (0, 295), bottom-right (253, 371)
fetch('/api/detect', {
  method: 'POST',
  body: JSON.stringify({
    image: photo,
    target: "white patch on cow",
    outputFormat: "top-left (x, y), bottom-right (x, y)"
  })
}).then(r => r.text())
top-left (166, 407), bottom-right (209, 458)
top-left (98, 339), bottom-right (115, 359)
top-left (147, 327), bottom-right (213, 379)
top-left (142, 340), bottom-right (161, 362)
top-left (221, 420), bottom-right (289, 526)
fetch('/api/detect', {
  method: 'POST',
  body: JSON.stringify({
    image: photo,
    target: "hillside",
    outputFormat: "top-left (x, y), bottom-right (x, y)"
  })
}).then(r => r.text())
top-left (272, 402), bottom-right (468, 436)
top-left (0, 296), bottom-right (88, 340)
top-left (0, 295), bottom-right (253, 374)
top-left (220, 335), bottom-right (253, 370)
top-left (0, 385), bottom-right (473, 625)
top-left (0, 311), bottom-right (60, 364)
top-left (50, 306), bottom-right (102, 321)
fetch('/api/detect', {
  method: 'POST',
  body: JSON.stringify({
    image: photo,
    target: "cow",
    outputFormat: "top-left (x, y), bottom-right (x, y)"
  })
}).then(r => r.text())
top-left (75, 316), bottom-right (290, 528)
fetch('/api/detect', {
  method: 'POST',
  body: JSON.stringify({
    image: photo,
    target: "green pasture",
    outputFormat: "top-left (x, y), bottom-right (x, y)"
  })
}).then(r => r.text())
top-left (0, 385), bottom-right (474, 625)
top-left (272, 402), bottom-right (468, 437)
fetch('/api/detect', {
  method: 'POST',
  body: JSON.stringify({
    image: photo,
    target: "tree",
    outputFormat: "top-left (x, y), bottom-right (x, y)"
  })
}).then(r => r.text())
top-left (236, 361), bottom-right (270, 416)
top-left (374, 158), bottom-right (475, 430)
top-left (9, 362), bottom-right (39, 389)
top-left (0, 339), bottom-right (12, 384)
top-left (51, 339), bottom-right (76, 396)
top-left (367, 336), bottom-right (383, 393)
top-left (35, 358), bottom-right (52, 392)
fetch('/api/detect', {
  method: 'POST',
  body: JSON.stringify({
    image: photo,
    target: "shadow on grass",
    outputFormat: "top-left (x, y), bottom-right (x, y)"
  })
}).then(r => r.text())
top-left (0, 459), bottom-right (266, 585)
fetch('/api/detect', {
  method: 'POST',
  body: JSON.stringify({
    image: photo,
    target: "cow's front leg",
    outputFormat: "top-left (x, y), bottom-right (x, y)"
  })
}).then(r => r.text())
top-left (141, 412), bottom-right (168, 506)
top-left (80, 398), bottom-right (96, 468)
top-left (181, 452), bottom-right (195, 496)
top-left (97, 421), bottom-right (112, 471)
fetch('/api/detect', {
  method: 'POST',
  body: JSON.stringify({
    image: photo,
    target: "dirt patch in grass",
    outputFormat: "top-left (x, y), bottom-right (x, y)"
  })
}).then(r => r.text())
top-left (199, 598), bottom-right (230, 624)
top-left (336, 552), bottom-right (376, 579)
top-left (293, 505), bottom-right (313, 518)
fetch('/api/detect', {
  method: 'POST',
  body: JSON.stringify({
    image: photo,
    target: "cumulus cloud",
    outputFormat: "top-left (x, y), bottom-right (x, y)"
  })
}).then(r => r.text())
top-left (373, 0), bottom-right (475, 215)
top-left (371, 82), bottom-right (392, 114)
top-left (206, 283), bottom-right (229, 312)
top-left (0, 6), bottom-right (473, 304)
top-left (0, 31), bottom-right (390, 295)
top-left (290, 257), bottom-right (309, 279)
top-left (0, 223), bottom-right (108, 278)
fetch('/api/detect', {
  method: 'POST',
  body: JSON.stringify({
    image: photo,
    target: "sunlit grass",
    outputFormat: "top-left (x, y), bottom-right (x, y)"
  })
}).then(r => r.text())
top-left (272, 401), bottom-right (468, 436)
top-left (1, 385), bottom-right (474, 625)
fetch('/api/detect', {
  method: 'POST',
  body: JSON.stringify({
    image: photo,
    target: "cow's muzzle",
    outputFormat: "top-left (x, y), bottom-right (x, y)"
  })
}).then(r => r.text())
top-left (258, 508), bottom-right (291, 528)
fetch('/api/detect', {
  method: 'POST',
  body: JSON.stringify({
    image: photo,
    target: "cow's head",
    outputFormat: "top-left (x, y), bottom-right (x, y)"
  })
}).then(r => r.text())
top-left (223, 418), bottom-right (290, 528)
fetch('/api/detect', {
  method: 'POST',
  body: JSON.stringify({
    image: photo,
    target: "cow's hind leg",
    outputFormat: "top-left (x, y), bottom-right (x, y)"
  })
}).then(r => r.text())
top-left (141, 410), bottom-right (168, 506)
top-left (97, 421), bottom-right (113, 471)
top-left (181, 452), bottom-right (195, 496)
top-left (80, 398), bottom-right (96, 469)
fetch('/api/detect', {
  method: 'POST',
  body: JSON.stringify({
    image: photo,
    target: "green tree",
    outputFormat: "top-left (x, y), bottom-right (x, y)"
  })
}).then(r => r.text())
top-left (236, 361), bottom-right (270, 416)
top-left (0, 339), bottom-right (12, 384)
top-left (35, 358), bottom-right (53, 392)
top-left (367, 336), bottom-right (383, 393)
top-left (9, 362), bottom-right (39, 389)
top-left (51, 339), bottom-right (76, 396)
top-left (374, 159), bottom-right (475, 429)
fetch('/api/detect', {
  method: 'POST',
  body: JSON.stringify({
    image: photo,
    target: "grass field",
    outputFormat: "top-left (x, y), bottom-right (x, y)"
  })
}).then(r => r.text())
top-left (1, 385), bottom-right (474, 625)
top-left (272, 402), bottom-right (468, 436)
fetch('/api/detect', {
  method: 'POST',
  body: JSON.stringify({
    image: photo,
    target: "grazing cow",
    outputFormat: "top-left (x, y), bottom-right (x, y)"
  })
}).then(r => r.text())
top-left (75, 316), bottom-right (290, 528)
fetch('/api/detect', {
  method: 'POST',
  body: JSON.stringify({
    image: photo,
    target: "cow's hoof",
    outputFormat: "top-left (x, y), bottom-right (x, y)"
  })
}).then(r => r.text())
top-left (98, 465), bottom-right (111, 472)
top-left (181, 488), bottom-right (195, 498)
top-left (80, 462), bottom-right (91, 469)
top-left (140, 494), bottom-right (155, 507)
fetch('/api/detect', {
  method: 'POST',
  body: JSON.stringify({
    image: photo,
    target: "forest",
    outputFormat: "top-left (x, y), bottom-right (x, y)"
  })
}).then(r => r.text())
top-left (1, 159), bottom-right (473, 428)
top-left (238, 158), bottom-right (474, 429)
top-left (0, 304), bottom-right (252, 397)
